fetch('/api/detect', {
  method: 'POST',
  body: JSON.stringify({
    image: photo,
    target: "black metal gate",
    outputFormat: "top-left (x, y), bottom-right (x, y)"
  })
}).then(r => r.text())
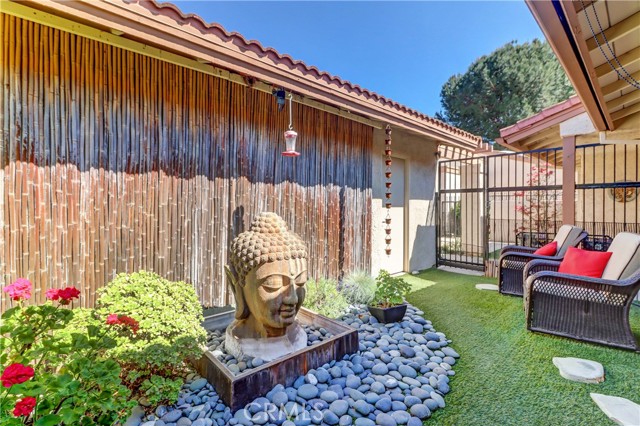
top-left (437, 144), bottom-right (640, 270)
top-left (437, 147), bottom-right (563, 270)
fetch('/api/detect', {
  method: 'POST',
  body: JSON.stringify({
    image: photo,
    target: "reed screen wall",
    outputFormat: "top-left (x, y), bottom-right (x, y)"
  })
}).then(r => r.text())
top-left (0, 15), bottom-right (373, 309)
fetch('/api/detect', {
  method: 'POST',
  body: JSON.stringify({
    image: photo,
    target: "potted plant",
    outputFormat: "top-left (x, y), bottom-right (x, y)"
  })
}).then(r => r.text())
top-left (367, 270), bottom-right (411, 323)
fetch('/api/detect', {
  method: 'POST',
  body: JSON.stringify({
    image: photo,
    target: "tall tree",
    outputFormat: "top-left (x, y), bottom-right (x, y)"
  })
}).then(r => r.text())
top-left (436, 40), bottom-right (574, 143)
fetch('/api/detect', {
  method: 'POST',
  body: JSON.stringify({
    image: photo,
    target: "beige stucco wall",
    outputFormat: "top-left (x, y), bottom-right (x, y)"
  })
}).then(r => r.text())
top-left (459, 155), bottom-right (564, 250)
top-left (576, 145), bottom-right (640, 225)
top-left (371, 128), bottom-right (438, 275)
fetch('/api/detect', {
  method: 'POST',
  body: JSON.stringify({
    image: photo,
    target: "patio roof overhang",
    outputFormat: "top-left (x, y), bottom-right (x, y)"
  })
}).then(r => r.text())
top-left (525, 0), bottom-right (639, 138)
top-left (1, 0), bottom-right (484, 153)
top-left (496, 96), bottom-right (585, 152)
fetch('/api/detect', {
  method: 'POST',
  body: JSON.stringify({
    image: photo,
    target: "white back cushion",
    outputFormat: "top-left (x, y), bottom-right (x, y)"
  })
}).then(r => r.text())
top-left (601, 232), bottom-right (640, 280)
top-left (553, 225), bottom-right (583, 256)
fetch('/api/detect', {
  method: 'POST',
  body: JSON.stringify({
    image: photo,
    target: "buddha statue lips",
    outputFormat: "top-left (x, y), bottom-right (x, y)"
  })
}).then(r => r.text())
top-left (225, 212), bottom-right (309, 361)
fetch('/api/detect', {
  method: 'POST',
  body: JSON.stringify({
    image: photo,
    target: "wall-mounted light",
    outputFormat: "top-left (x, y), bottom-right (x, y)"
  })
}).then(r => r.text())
top-left (282, 93), bottom-right (300, 157)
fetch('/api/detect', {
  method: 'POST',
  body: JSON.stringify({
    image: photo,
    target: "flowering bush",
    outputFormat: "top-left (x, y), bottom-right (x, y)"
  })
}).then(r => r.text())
top-left (0, 278), bottom-right (134, 425)
top-left (95, 271), bottom-right (206, 375)
top-left (514, 165), bottom-right (561, 234)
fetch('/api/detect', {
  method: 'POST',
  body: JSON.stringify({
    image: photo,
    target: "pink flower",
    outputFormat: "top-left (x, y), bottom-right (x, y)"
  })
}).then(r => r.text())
top-left (45, 288), bottom-right (60, 301)
top-left (3, 278), bottom-right (32, 301)
top-left (12, 396), bottom-right (36, 417)
top-left (106, 314), bottom-right (119, 325)
top-left (1, 363), bottom-right (35, 388)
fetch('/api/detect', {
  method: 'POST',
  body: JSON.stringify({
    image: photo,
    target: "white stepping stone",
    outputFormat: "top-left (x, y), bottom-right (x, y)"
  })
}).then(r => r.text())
top-left (552, 357), bottom-right (604, 383)
top-left (475, 283), bottom-right (499, 291)
top-left (591, 393), bottom-right (640, 426)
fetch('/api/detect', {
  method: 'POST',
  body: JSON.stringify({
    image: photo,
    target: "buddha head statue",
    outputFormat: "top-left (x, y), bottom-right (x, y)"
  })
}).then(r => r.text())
top-left (226, 212), bottom-right (308, 338)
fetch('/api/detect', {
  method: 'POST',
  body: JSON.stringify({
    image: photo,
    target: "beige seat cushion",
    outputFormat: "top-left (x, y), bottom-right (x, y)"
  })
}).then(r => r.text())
top-left (553, 225), bottom-right (584, 256)
top-left (601, 232), bottom-right (640, 280)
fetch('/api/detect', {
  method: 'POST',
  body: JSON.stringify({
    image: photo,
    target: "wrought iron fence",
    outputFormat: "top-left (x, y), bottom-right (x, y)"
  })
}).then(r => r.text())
top-left (436, 143), bottom-right (640, 304)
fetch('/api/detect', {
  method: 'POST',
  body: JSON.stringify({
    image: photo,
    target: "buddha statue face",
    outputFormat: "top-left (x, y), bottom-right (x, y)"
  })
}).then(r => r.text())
top-left (226, 212), bottom-right (308, 338)
top-left (244, 258), bottom-right (307, 333)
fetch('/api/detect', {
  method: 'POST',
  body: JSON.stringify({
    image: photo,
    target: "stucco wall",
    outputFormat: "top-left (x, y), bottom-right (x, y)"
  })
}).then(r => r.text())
top-left (371, 128), bottom-right (438, 275)
top-left (576, 145), bottom-right (640, 225)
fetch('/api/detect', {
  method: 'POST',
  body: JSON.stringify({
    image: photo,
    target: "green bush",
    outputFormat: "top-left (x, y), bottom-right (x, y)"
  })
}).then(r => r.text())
top-left (95, 271), bottom-right (207, 376)
top-left (303, 277), bottom-right (349, 318)
top-left (341, 270), bottom-right (376, 305)
top-left (138, 375), bottom-right (182, 407)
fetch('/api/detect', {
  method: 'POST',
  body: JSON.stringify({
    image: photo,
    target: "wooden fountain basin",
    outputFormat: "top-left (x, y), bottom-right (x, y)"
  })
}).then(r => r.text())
top-left (193, 307), bottom-right (358, 412)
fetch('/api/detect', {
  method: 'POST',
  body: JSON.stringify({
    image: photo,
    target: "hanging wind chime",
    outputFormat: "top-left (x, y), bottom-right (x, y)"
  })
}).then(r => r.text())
top-left (384, 125), bottom-right (392, 256)
top-left (282, 93), bottom-right (300, 157)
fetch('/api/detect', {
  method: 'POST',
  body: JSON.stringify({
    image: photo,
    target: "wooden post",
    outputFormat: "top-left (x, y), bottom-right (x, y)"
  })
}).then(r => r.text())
top-left (562, 136), bottom-right (576, 225)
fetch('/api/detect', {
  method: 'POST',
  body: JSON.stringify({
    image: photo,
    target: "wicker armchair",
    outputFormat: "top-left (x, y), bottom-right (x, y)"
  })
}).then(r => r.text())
top-left (523, 232), bottom-right (640, 351)
top-left (498, 225), bottom-right (587, 296)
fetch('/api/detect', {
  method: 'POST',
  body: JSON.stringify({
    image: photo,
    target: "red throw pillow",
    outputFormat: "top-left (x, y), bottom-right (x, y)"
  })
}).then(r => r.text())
top-left (558, 247), bottom-right (613, 278)
top-left (534, 241), bottom-right (558, 256)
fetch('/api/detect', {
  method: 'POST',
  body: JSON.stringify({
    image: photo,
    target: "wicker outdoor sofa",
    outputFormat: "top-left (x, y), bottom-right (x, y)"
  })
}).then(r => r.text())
top-left (498, 225), bottom-right (588, 297)
top-left (523, 232), bottom-right (640, 351)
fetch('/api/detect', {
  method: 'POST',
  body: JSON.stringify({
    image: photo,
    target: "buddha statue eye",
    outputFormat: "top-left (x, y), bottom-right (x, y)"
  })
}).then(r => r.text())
top-left (295, 271), bottom-right (308, 286)
top-left (261, 275), bottom-right (285, 291)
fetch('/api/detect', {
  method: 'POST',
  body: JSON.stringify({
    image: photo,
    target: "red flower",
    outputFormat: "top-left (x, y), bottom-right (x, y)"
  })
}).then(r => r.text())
top-left (119, 315), bottom-right (140, 334)
top-left (106, 314), bottom-right (139, 334)
top-left (45, 287), bottom-right (80, 304)
top-left (58, 287), bottom-right (81, 304)
top-left (45, 288), bottom-right (60, 301)
top-left (12, 396), bottom-right (36, 417)
top-left (1, 363), bottom-right (35, 388)
top-left (3, 278), bottom-right (32, 301)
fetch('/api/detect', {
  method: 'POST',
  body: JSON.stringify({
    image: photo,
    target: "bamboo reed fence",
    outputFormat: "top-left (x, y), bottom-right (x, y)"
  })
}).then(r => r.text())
top-left (0, 15), bottom-right (373, 309)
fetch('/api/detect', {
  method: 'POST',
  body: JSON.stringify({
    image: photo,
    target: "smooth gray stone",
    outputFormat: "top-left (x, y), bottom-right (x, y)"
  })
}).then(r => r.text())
top-left (176, 418), bottom-right (192, 426)
top-left (398, 365), bottom-right (417, 378)
top-left (409, 404), bottom-right (431, 419)
top-left (371, 363), bottom-right (389, 375)
top-left (297, 384), bottom-right (319, 400)
top-left (374, 398), bottom-right (392, 413)
top-left (329, 399), bottom-right (349, 417)
top-left (375, 413), bottom-right (397, 426)
top-left (430, 391), bottom-right (446, 408)
top-left (441, 347), bottom-right (459, 358)
top-left (354, 399), bottom-right (372, 415)
top-left (407, 417), bottom-right (423, 426)
top-left (391, 410), bottom-right (411, 425)
top-left (320, 390), bottom-right (339, 403)
top-left (161, 410), bottom-right (183, 423)
top-left (323, 410), bottom-right (340, 425)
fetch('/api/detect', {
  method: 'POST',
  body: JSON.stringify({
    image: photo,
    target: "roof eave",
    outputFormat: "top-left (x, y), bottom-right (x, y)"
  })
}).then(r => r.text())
top-left (526, 0), bottom-right (613, 131)
top-left (11, 0), bottom-right (481, 151)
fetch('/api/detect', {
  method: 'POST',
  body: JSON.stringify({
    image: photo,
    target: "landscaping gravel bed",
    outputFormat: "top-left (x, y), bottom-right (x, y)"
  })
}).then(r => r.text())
top-left (130, 304), bottom-right (459, 426)
top-left (205, 325), bottom-right (335, 374)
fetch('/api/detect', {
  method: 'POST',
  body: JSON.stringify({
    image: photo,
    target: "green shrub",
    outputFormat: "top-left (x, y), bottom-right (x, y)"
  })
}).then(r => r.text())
top-left (138, 375), bottom-right (182, 407)
top-left (340, 270), bottom-right (376, 305)
top-left (95, 271), bottom-right (207, 376)
top-left (373, 270), bottom-right (411, 308)
top-left (303, 277), bottom-right (349, 318)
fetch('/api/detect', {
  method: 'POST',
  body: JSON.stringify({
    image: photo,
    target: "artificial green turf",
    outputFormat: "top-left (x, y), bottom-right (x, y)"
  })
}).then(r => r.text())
top-left (403, 269), bottom-right (640, 426)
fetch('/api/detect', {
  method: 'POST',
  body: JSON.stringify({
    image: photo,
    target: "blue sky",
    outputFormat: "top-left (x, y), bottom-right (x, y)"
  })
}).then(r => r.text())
top-left (172, 1), bottom-right (544, 116)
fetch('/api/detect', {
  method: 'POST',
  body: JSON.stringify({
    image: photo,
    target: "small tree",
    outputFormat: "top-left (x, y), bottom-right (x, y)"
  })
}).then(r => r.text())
top-left (514, 165), bottom-right (561, 238)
